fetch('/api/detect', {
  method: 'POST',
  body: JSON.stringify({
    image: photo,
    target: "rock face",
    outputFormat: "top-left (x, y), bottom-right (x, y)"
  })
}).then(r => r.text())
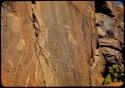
top-left (1, 1), bottom-right (124, 87)
top-left (91, 1), bottom-right (124, 86)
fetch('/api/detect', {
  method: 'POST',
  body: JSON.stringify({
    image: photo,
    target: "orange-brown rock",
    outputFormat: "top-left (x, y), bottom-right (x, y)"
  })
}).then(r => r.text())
top-left (1, 1), bottom-right (124, 87)
top-left (104, 82), bottom-right (124, 87)
top-left (1, 1), bottom-right (96, 87)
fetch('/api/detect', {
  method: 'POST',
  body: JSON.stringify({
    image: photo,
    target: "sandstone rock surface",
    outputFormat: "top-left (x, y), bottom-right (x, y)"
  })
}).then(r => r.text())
top-left (1, 1), bottom-right (124, 87)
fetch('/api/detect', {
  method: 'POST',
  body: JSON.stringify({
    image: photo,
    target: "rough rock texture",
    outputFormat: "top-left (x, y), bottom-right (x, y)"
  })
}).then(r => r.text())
top-left (1, 1), bottom-right (124, 87)
top-left (91, 1), bottom-right (124, 86)
top-left (1, 1), bottom-right (96, 87)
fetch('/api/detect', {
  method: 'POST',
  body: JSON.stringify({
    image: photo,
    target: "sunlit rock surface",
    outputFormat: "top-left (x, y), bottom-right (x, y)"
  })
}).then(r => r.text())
top-left (1, 1), bottom-right (124, 87)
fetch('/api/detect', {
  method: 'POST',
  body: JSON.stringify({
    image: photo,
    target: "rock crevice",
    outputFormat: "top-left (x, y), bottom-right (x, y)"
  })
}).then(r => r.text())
top-left (1, 1), bottom-right (124, 87)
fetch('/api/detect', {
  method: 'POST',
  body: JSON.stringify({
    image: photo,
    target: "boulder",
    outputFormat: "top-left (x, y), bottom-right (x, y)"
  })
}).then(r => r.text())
top-left (96, 26), bottom-right (106, 37)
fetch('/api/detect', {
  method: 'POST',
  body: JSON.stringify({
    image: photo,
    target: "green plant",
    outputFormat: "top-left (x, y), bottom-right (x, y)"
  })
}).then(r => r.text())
top-left (104, 74), bottom-right (112, 85)
top-left (103, 64), bottom-right (124, 85)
